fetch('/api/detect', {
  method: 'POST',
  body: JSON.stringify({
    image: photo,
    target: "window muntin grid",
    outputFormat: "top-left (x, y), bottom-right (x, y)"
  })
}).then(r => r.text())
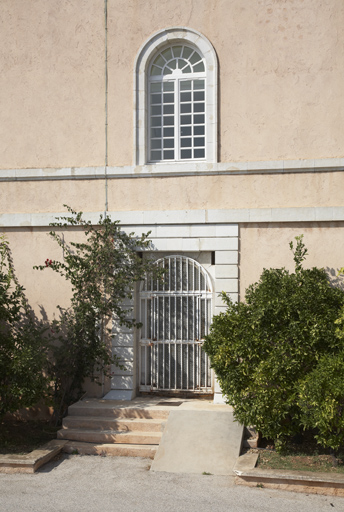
top-left (139, 256), bottom-right (212, 392)
top-left (148, 44), bottom-right (206, 163)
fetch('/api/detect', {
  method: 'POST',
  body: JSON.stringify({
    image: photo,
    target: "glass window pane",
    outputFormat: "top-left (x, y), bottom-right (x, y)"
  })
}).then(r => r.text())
top-left (151, 65), bottom-right (162, 76)
top-left (161, 48), bottom-right (173, 61)
top-left (178, 59), bottom-right (187, 69)
top-left (163, 82), bottom-right (174, 91)
top-left (163, 150), bottom-right (174, 159)
top-left (151, 105), bottom-right (161, 115)
top-left (151, 83), bottom-right (162, 92)
top-left (180, 115), bottom-right (192, 125)
top-left (153, 55), bottom-right (166, 67)
top-left (163, 127), bottom-right (174, 137)
top-left (151, 93), bottom-right (161, 104)
top-left (181, 138), bottom-right (192, 148)
top-left (194, 137), bottom-right (205, 147)
top-left (151, 117), bottom-right (161, 127)
top-left (180, 126), bottom-right (191, 136)
top-left (194, 148), bottom-right (205, 158)
top-left (167, 59), bottom-right (177, 70)
top-left (182, 65), bottom-right (192, 74)
top-left (163, 93), bottom-right (174, 103)
top-left (189, 51), bottom-right (202, 65)
top-left (163, 67), bottom-right (172, 75)
top-left (193, 79), bottom-right (205, 90)
top-left (180, 81), bottom-right (192, 91)
top-left (193, 125), bottom-right (204, 135)
top-left (181, 149), bottom-right (192, 159)
top-left (182, 46), bottom-right (193, 59)
top-left (163, 139), bottom-right (174, 148)
top-left (180, 92), bottom-right (191, 102)
top-left (194, 91), bottom-right (204, 101)
top-left (151, 139), bottom-right (162, 149)
top-left (193, 62), bottom-right (205, 72)
top-left (194, 114), bottom-right (205, 124)
top-left (172, 45), bottom-right (182, 58)
top-left (163, 116), bottom-right (174, 126)
top-left (163, 104), bottom-right (174, 115)
top-left (194, 103), bottom-right (204, 113)
top-left (151, 128), bottom-right (161, 138)
top-left (181, 103), bottom-right (191, 113)
top-left (151, 150), bottom-right (161, 160)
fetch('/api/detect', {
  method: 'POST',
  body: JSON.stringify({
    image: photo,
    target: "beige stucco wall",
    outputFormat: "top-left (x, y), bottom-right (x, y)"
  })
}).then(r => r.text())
top-left (0, 0), bottom-right (105, 170)
top-left (1, 0), bottom-right (344, 169)
top-left (1, 171), bottom-right (342, 214)
top-left (0, 180), bottom-right (106, 214)
top-left (2, 228), bottom-right (72, 319)
top-left (107, 171), bottom-right (344, 212)
top-left (108, 0), bottom-right (344, 165)
top-left (4, 223), bottom-right (344, 320)
top-left (239, 223), bottom-right (344, 297)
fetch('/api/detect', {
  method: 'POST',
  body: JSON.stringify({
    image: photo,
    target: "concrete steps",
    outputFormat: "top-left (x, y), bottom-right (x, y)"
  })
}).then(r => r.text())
top-left (58, 399), bottom-right (169, 459)
top-left (62, 415), bottom-right (165, 432)
top-left (58, 428), bottom-right (162, 445)
top-left (63, 442), bottom-right (158, 459)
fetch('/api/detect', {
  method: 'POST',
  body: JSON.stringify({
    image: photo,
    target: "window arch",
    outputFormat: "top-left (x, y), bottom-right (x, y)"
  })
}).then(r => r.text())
top-left (135, 28), bottom-right (218, 165)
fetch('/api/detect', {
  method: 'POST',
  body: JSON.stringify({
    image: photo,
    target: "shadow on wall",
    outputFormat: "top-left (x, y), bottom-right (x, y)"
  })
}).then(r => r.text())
top-left (325, 267), bottom-right (344, 291)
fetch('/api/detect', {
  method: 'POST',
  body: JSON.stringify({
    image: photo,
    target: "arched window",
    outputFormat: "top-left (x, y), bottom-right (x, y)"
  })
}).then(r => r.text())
top-left (135, 28), bottom-right (218, 165)
top-left (139, 256), bottom-right (213, 392)
top-left (148, 44), bottom-right (206, 162)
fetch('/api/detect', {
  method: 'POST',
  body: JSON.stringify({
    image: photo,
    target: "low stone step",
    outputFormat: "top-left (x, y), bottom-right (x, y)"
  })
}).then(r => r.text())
top-left (63, 441), bottom-right (157, 459)
top-left (68, 402), bottom-right (170, 420)
top-left (0, 440), bottom-right (68, 474)
top-left (62, 415), bottom-right (165, 433)
top-left (58, 428), bottom-right (162, 445)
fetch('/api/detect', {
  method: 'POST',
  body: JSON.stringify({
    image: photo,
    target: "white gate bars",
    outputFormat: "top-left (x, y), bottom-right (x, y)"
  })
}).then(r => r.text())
top-left (139, 256), bottom-right (213, 393)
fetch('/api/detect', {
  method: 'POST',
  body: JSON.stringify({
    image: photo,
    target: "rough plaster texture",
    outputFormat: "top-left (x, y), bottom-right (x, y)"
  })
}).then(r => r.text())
top-left (108, 0), bottom-right (344, 165)
top-left (1, 227), bottom-right (73, 319)
top-left (106, 172), bottom-right (344, 212)
top-left (239, 223), bottom-right (344, 297)
top-left (0, 0), bottom-right (105, 169)
top-left (0, 180), bottom-right (106, 214)
top-left (1, 0), bottom-right (344, 169)
top-left (1, 171), bottom-right (342, 215)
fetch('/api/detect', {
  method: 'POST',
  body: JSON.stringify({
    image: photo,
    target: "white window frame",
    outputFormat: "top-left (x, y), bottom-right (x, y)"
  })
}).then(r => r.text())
top-left (134, 28), bottom-right (218, 166)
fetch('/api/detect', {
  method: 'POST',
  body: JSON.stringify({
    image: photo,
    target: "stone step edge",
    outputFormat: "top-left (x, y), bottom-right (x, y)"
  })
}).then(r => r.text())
top-left (233, 452), bottom-right (344, 496)
top-left (57, 429), bottom-right (162, 445)
top-left (58, 428), bottom-right (162, 437)
top-left (0, 440), bottom-right (68, 474)
top-left (62, 415), bottom-right (165, 426)
top-left (68, 407), bottom-right (170, 420)
top-left (63, 441), bottom-right (158, 459)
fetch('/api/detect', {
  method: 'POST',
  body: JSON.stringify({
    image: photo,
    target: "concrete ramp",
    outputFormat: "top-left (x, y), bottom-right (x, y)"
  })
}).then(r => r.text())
top-left (151, 408), bottom-right (243, 475)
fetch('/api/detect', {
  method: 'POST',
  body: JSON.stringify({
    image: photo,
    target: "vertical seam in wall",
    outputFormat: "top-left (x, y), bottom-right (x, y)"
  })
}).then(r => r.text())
top-left (104, 0), bottom-right (108, 214)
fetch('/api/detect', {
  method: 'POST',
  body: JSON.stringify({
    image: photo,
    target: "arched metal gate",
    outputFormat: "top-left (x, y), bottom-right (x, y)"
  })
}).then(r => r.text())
top-left (139, 256), bottom-right (212, 393)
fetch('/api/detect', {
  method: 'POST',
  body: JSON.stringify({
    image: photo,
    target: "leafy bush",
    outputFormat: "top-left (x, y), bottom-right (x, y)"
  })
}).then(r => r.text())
top-left (203, 236), bottom-right (344, 443)
top-left (0, 235), bottom-right (49, 418)
top-left (298, 351), bottom-right (344, 450)
top-left (35, 206), bottom-right (162, 423)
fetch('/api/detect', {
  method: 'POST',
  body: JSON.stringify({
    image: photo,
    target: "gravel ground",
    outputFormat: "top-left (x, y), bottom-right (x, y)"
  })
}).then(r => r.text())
top-left (0, 454), bottom-right (344, 512)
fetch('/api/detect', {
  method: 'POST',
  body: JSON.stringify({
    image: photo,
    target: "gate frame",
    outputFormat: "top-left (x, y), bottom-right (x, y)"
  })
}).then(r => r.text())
top-left (138, 255), bottom-right (213, 394)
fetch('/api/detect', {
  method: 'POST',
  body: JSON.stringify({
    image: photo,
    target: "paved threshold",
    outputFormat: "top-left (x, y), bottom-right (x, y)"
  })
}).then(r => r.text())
top-left (234, 452), bottom-right (344, 497)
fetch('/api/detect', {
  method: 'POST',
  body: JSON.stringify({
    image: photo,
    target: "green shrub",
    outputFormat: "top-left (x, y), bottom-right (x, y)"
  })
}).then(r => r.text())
top-left (35, 206), bottom-right (163, 423)
top-left (203, 236), bottom-right (344, 443)
top-left (298, 351), bottom-right (344, 450)
top-left (0, 235), bottom-right (49, 418)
